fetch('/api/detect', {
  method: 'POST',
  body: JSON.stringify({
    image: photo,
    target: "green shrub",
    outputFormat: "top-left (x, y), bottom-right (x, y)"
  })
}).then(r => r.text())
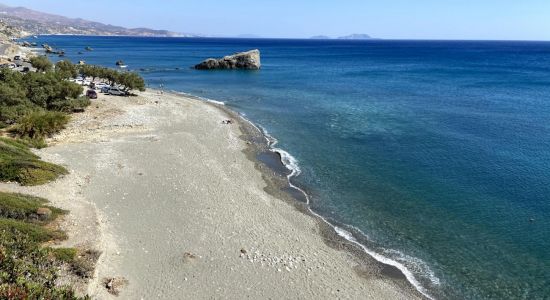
top-left (0, 137), bottom-right (68, 185)
top-left (55, 60), bottom-right (78, 79)
top-left (0, 189), bottom-right (86, 298)
top-left (29, 56), bottom-right (53, 72)
top-left (0, 104), bottom-right (39, 126)
top-left (49, 96), bottom-right (91, 113)
top-left (12, 111), bottom-right (70, 140)
top-left (0, 192), bottom-right (67, 223)
top-left (50, 248), bottom-right (77, 262)
top-left (18, 137), bottom-right (48, 149)
top-left (0, 218), bottom-right (65, 243)
top-left (23, 72), bottom-right (83, 109)
top-left (0, 228), bottom-right (83, 299)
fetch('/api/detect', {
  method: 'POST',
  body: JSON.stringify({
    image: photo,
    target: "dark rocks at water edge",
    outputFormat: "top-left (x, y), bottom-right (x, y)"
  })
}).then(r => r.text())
top-left (194, 49), bottom-right (261, 70)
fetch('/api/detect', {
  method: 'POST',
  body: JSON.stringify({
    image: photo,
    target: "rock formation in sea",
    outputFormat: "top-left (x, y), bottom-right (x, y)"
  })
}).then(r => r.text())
top-left (194, 49), bottom-right (261, 70)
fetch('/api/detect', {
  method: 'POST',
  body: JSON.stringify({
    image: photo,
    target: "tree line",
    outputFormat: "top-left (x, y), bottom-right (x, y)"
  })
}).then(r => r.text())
top-left (0, 56), bottom-right (146, 143)
top-left (28, 56), bottom-right (146, 92)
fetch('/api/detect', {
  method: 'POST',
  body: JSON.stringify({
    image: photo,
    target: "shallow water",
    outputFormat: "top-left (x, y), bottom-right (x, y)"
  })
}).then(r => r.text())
top-left (35, 36), bottom-right (550, 299)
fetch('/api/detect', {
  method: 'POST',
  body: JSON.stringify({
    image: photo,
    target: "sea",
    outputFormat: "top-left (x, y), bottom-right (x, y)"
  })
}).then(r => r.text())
top-left (31, 36), bottom-right (550, 299)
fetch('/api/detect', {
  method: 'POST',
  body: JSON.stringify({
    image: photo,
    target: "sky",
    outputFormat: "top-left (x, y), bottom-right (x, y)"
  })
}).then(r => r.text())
top-left (2, 0), bottom-right (550, 40)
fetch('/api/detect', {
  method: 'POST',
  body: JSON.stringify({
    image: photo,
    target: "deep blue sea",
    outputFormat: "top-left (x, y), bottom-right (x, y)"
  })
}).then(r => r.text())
top-left (32, 36), bottom-right (550, 299)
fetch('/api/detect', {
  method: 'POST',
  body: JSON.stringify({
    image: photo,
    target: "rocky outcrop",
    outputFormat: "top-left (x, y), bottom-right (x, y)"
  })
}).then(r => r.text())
top-left (195, 49), bottom-right (261, 70)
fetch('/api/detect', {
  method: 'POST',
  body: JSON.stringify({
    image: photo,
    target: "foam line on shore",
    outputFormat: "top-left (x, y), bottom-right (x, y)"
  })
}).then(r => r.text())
top-left (237, 112), bottom-right (436, 300)
top-left (172, 90), bottom-right (225, 105)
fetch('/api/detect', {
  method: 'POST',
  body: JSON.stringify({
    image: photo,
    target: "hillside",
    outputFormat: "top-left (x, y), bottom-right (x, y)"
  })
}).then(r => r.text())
top-left (0, 3), bottom-right (188, 37)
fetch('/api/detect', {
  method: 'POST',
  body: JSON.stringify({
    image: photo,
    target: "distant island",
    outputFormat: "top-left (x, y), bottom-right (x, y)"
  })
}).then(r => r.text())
top-left (310, 35), bottom-right (332, 39)
top-left (236, 34), bottom-right (263, 38)
top-left (310, 34), bottom-right (374, 40)
top-left (337, 34), bottom-right (372, 40)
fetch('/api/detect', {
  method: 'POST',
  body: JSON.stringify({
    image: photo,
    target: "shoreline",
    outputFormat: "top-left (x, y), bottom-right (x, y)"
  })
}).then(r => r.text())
top-left (1, 59), bottom-right (426, 296)
top-left (168, 89), bottom-right (430, 298)
top-left (204, 93), bottom-right (433, 299)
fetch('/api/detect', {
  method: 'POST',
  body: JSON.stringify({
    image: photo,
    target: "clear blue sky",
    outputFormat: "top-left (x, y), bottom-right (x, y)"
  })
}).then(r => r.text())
top-left (2, 0), bottom-right (550, 40)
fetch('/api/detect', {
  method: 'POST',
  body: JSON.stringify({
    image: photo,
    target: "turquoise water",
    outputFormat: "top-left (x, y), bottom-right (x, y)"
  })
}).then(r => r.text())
top-left (35, 36), bottom-right (550, 299)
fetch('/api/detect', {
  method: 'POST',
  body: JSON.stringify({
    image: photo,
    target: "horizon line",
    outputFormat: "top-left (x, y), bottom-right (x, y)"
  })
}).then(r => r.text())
top-left (30, 34), bottom-right (550, 43)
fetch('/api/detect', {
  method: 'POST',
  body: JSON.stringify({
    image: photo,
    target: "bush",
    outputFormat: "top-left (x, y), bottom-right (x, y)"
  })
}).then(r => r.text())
top-left (0, 223), bottom-right (83, 299)
top-left (49, 96), bottom-right (91, 113)
top-left (0, 137), bottom-right (68, 185)
top-left (0, 104), bottom-right (38, 127)
top-left (23, 72), bottom-right (83, 109)
top-left (55, 60), bottom-right (78, 79)
top-left (0, 218), bottom-right (66, 243)
top-left (118, 72), bottom-right (146, 92)
top-left (12, 111), bottom-right (70, 140)
top-left (0, 192), bottom-right (84, 299)
top-left (51, 248), bottom-right (77, 262)
top-left (0, 192), bottom-right (66, 223)
top-left (29, 56), bottom-right (53, 72)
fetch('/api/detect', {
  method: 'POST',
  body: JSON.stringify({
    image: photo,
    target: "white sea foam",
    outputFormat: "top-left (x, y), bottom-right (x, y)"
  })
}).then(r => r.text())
top-left (272, 148), bottom-right (302, 177)
top-left (333, 227), bottom-right (436, 299)
top-left (172, 91), bottom-right (225, 105)
top-left (206, 99), bottom-right (225, 105)
top-left (383, 249), bottom-right (441, 286)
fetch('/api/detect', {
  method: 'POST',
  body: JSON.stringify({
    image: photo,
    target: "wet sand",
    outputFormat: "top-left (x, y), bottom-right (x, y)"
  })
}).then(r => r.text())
top-left (1, 90), bottom-right (424, 299)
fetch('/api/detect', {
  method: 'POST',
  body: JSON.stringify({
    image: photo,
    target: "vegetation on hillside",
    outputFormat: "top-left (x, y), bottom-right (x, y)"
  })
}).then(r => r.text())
top-left (0, 137), bottom-right (67, 185)
top-left (0, 65), bottom-right (83, 138)
top-left (1, 57), bottom-right (145, 144)
top-left (0, 192), bottom-right (66, 222)
top-left (0, 192), bottom-right (89, 299)
top-left (0, 56), bottom-right (147, 298)
top-left (29, 56), bottom-right (53, 72)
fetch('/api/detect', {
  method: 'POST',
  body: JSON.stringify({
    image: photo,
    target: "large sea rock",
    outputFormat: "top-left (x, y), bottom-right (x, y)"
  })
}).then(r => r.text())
top-left (194, 49), bottom-right (261, 70)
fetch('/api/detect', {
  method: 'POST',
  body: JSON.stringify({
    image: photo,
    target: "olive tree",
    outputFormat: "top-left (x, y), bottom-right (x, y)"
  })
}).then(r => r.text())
top-left (29, 56), bottom-right (53, 72)
top-left (55, 60), bottom-right (78, 79)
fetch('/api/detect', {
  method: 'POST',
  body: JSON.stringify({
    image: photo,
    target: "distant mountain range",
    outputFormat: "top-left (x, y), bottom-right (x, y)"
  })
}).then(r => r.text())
top-left (0, 3), bottom-right (193, 37)
top-left (0, 3), bottom-right (376, 40)
top-left (310, 34), bottom-right (374, 40)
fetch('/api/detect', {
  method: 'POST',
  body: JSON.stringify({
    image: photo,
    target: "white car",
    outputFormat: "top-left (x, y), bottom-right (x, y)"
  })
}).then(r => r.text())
top-left (95, 82), bottom-right (109, 89)
top-left (108, 87), bottom-right (126, 96)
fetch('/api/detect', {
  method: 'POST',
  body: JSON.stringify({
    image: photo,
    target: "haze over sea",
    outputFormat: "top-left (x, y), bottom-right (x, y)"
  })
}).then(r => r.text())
top-left (37, 36), bottom-right (550, 299)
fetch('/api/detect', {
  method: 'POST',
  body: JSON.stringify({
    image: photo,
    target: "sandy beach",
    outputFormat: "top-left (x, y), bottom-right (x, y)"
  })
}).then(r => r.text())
top-left (0, 89), bottom-right (424, 299)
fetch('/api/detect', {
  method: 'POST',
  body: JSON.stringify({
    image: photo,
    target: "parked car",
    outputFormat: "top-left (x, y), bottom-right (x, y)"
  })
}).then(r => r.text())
top-left (0, 63), bottom-right (16, 69)
top-left (100, 86), bottom-right (111, 93)
top-left (86, 89), bottom-right (98, 99)
top-left (95, 83), bottom-right (109, 90)
top-left (108, 87), bottom-right (126, 96)
top-left (13, 55), bottom-right (21, 61)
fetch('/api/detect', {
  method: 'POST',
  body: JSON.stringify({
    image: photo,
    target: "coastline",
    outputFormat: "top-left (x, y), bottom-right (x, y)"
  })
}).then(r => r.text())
top-left (2, 87), bottom-right (425, 298)
top-left (210, 93), bottom-right (433, 299)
